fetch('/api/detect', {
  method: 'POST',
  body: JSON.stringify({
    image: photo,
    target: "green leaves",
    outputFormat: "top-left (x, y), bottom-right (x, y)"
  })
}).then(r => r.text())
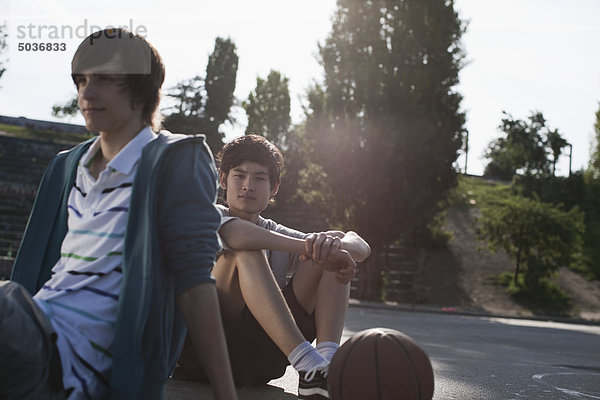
top-left (477, 191), bottom-right (584, 289)
top-left (588, 103), bottom-right (600, 179)
top-left (51, 96), bottom-right (79, 118)
top-left (163, 37), bottom-right (238, 153)
top-left (243, 70), bottom-right (291, 150)
top-left (484, 111), bottom-right (570, 179)
top-left (301, 0), bottom-right (467, 250)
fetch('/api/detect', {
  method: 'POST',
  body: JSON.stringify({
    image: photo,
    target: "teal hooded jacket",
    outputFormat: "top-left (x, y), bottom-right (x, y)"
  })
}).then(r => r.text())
top-left (11, 132), bottom-right (222, 399)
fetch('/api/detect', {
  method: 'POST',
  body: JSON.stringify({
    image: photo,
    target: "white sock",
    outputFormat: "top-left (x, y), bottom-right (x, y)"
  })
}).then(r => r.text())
top-left (288, 341), bottom-right (328, 372)
top-left (316, 341), bottom-right (339, 362)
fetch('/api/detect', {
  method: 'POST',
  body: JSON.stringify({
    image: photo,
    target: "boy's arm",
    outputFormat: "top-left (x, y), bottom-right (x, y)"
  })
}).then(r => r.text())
top-left (219, 218), bottom-right (358, 282)
top-left (177, 284), bottom-right (238, 400)
top-left (218, 219), bottom-right (371, 262)
top-left (157, 141), bottom-right (237, 399)
top-left (218, 218), bottom-right (309, 254)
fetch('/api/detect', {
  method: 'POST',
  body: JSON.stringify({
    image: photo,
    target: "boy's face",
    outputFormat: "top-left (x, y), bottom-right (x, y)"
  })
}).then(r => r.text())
top-left (220, 160), bottom-right (279, 221)
top-left (76, 66), bottom-right (142, 135)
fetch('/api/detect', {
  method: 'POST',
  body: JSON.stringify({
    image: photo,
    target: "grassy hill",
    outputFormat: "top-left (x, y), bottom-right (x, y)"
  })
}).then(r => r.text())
top-left (418, 175), bottom-right (600, 322)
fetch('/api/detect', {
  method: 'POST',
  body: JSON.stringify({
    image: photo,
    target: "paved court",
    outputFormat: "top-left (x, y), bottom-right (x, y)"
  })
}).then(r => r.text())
top-left (165, 304), bottom-right (600, 399)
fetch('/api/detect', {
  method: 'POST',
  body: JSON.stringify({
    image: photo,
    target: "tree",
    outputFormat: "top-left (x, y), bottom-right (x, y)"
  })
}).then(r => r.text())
top-left (582, 103), bottom-right (600, 280)
top-left (588, 103), bottom-right (600, 179)
top-left (0, 23), bottom-right (8, 85)
top-left (202, 37), bottom-right (239, 152)
top-left (160, 37), bottom-right (239, 152)
top-left (477, 195), bottom-right (584, 290)
top-left (164, 75), bottom-right (204, 117)
top-left (242, 69), bottom-right (303, 206)
top-left (243, 70), bottom-right (291, 150)
top-left (484, 111), bottom-right (569, 179)
top-left (300, 0), bottom-right (467, 252)
top-left (51, 96), bottom-right (79, 118)
top-left (162, 75), bottom-right (205, 141)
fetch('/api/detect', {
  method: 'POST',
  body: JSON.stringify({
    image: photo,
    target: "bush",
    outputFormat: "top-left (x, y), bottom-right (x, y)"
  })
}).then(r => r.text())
top-left (493, 272), bottom-right (573, 315)
top-left (477, 194), bottom-right (584, 289)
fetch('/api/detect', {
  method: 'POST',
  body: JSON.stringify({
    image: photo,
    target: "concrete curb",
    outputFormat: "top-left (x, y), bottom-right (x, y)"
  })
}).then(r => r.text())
top-left (348, 298), bottom-right (600, 326)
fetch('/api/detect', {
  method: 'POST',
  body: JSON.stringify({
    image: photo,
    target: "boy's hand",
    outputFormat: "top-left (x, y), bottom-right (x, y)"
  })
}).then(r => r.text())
top-left (323, 248), bottom-right (356, 284)
top-left (300, 232), bottom-right (343, 263)
top-left (300, 232), bottom-right (356, 283)
top-left (335, 259), bottom-right (356, 284)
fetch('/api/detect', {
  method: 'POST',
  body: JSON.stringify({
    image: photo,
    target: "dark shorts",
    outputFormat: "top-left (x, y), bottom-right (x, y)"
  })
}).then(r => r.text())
top-left (0, 281), bottom-right (66, 400)
top-left (175, 279), bottom-right (317, 386)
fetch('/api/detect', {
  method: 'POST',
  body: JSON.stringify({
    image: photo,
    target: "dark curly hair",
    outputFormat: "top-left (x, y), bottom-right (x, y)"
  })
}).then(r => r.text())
top-left (217, 134), bottom-right (284, 189)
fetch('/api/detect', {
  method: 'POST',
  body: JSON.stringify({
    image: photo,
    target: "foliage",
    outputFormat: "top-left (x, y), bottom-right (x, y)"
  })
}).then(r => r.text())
top-left (484, 111), bottom-right (569, 179)
top-left (203, 37), bottom-right (239, 152)
top-left (300, 0), bottom-right (467, 252)
top-left (512, 170), bottom-right (600, 280)
top-left (164, 75), bottom-right (204, 116)
top-left (448, 175), bottom-right (514, 210)
top-left (243, 70), bottom-right (291, 150)
top-left (159, 37), bottom-right (239, 153)
top-left (493, 271), bottom-right (572, 314)
top-left (588, 103), bottom-right (600, 179)
top-left (580, 104), bottom-right (600, 279)
top-left (0, 22), bottom-right (7, 84)
top-left (456, 175), bottom-right (584, 310)
top-left (242, 70), bottom-right (302, 207)
top-left (477, 193), bottom-right (584, 291)
top-left (580, 174), bottom-right (600, 279)
top-left (51, 96), bottom-right (79, 118)
top-left (513, 172), bottom-right (585, 211)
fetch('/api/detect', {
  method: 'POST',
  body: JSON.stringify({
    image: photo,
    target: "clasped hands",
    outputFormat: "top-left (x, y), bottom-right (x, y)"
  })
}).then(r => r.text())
top-left (299, 232), bottom-right (356, 284)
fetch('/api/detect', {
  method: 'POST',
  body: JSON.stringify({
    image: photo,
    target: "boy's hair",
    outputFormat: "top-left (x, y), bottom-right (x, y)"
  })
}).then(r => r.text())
top-left (217, 134), bottom-right (284, 188)
top-left (71, 28), bottom-right (165, 131)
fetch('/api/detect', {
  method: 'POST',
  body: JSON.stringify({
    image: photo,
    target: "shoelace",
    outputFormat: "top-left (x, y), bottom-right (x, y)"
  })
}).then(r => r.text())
top-left (304, 362), bottom-right (329, 382)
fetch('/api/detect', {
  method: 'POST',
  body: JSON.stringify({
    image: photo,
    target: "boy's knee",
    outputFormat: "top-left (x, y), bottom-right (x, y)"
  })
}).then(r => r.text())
top-left (216, 250), bottom-right (266, 274)
top-left (232, 249), bottom-right (266, 264)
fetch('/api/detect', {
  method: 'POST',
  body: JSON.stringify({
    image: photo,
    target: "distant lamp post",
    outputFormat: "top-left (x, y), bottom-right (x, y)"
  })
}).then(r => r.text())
top-left (464, 130), bottom-right (469, 175)
top-left (568, 143), bottom-right (573, 177)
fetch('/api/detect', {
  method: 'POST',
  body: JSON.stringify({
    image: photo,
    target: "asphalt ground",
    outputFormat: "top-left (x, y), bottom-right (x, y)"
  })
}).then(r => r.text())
top-left (165, 302), bottom-right (600, 399)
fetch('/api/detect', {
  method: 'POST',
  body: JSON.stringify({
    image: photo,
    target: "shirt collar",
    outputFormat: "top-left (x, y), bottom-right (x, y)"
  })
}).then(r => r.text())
top-left (80, 126), bottom-right (157, 176)
top-left (108, 126), bottom-right (157, 175)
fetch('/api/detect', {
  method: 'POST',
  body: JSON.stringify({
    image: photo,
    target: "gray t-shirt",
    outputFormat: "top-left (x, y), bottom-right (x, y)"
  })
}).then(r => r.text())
top-left (216, 204), bottom-right (310, 288)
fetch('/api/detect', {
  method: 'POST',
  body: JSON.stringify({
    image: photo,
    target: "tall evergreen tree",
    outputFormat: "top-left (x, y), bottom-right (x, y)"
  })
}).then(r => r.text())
top-left (163, 37), bottom-right (238, 152)
top-left (203, 37), bottom-right (239, 152)
top-left (301, 0), bottom-right (467, 251)
top-left (243, 70), bottom-right (291, 150)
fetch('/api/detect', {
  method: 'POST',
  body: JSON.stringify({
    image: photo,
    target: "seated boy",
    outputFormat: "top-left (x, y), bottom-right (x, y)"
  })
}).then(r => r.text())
top-left (176, 134), bottom-right (370, 399)
top-left (2, 29), bottom-right (237, 399)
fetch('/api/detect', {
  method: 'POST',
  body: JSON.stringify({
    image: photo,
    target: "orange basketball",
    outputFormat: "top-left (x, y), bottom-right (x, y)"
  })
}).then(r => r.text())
top-left (328, 328), bottom-right (434, 400)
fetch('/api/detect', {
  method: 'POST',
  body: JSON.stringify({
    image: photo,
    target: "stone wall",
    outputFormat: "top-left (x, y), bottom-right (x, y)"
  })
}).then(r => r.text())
top-left (0, 135), bottom-right (75, 278)
top-left (0, 115), bottom-right (88, 134)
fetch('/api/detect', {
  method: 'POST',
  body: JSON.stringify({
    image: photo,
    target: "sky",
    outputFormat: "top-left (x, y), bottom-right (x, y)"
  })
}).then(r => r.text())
top-left (1, 0), bottom-right (599, 176)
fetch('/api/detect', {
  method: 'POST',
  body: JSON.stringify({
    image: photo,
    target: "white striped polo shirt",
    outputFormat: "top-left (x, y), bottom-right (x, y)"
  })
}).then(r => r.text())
top-left (34, 127), bottom-right (157, 399)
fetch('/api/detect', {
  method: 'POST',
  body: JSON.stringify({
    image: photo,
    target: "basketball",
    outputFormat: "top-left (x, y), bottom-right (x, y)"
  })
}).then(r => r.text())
top-left (328, 328), bottom-right (434, 400)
